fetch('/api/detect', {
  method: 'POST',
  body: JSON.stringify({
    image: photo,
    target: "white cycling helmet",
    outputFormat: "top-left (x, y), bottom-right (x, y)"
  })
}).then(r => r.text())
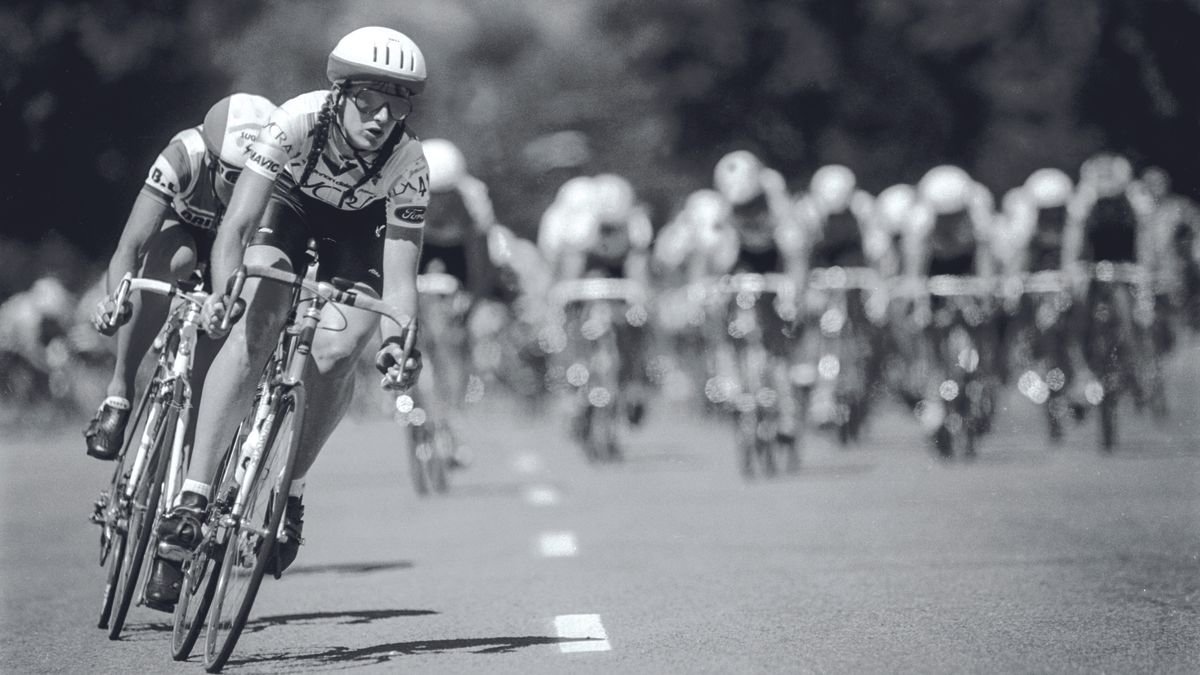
top-left (423, 138), bottom-right (467, 193)
top-left (1081, 152), bottom-right (1132, 199)
top-left (809, 164), bottom-right (856, 212)
top-left (918, 164), bottom-right (973, 215)
top-left (875, 183), bottom-right (916, 233)
top-left (327, 26), bottom-right (427, 94)
top-left (682, 189), bottom-right (730, 231)
top-left (202, 93), bottom-right (275, 168)
top-left (555, 175), bottom-right (596, 213)
top-left (713, 150), bottom-right (764, 206)
top-left (592, 173), bottom-right (636, 223)
top-left (1023, 168), bottom-right (1073, 209)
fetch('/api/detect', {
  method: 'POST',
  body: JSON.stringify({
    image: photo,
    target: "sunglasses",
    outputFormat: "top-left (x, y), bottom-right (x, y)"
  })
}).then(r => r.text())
top-left (350, 86), bottom-right (413, 121)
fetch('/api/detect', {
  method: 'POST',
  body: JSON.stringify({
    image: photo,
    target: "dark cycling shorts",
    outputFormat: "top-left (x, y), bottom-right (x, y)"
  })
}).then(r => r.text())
top-left (249, 185), bottom-right (387, 295)
top-left (420, 241), bottom-right (468, 284)
top-left (161, 220), bottom-right (216, 290)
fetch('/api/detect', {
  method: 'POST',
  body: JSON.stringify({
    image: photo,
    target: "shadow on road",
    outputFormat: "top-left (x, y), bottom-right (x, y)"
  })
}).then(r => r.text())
top-left (229, 635), bottom-right (600, 670)
top-left (241, 608), bottom-right (438, 635)
top-left (282, 560), bottom-right (414, 577)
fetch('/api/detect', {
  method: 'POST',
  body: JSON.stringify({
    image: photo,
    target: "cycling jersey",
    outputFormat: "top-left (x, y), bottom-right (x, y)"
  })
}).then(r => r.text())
top-left (244, 90), bottom-right (429, 230)
top-left (810, 209), bottom-right (867, 268)
top-left (142, 128), bottom-right (224, 232)
top-left (730, 194), bottom-right (784, 274)
top-left (927, 209), bottom-right (978, 275)
top-left (1085, 195), bottom-right (1138, 263)
top-left (1028, 205), bottom-right (1067, 272)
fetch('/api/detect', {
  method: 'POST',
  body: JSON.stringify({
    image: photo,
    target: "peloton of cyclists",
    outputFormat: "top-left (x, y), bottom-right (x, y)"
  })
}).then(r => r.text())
top-left (147, 26), bottom-right (427, 610)
top-left (83, 93), bottom-right (276, 462)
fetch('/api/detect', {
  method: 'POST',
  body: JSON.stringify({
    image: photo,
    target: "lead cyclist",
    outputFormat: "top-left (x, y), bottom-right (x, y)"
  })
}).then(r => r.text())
top-left (146, 26), bottom-right (426, 609)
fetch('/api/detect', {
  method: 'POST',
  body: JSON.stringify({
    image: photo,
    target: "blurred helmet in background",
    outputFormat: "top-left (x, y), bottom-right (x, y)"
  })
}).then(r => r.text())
top-left (1080, 153), bottom-right (1132, 199)
top-left (422, 138), bottom-right (467, 193)
top-left (203, 93), bottom-right (275, 204)
top-left (918, 164), bottom-right (973, 215)
top-left (809, 164), bottom-right (856, 213)
top-left (682, 189), bottom-right (730, 232)
top-left (875, 184), bottom-right (916, 234)
top-left (1023, 168), bottom-right (1073, 209)
top-left (555, 175), bottom-right (596, 213)
top-left (1140, 166), bottom-right (1170, 199)
top-left (713, 150), bottom-right (764, 206)
top-left (327, 26), bottom-right (427, 94)
top-left (592, 173), bottom-right (636, 223)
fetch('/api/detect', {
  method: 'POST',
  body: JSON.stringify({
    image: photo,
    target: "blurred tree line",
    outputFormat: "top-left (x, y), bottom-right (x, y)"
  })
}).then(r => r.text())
top-left (2, 0), bottom-right (1198, 298)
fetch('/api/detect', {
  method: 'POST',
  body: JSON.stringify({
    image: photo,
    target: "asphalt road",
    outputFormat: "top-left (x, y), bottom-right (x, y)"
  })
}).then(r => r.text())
top-left (3, 344), bottom-right (1199, 674)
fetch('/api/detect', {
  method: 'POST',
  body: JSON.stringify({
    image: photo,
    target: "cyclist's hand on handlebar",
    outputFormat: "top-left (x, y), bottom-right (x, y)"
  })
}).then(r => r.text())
top-left (375, 336), bottom-right (422, 391)
top-left (201, 294), bottom-right (245, 339)
top-left (91, 294), bottom-right (132, 336)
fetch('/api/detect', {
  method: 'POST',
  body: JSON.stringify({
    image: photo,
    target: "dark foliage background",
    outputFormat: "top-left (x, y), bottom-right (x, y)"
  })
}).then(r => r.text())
top-left (2, 0), bottom-right (1198, 296)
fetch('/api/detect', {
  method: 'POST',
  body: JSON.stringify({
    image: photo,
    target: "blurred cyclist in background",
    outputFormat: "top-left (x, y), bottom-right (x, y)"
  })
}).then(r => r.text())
top-left (1064, 153), bottom-right (1164, 417)
top-left (543, 173), bottom-right (655, 424)
top-left (82, 93), bottom-right (276, 461)
top-left (698, 150), bottom-right (805, 454)
top-left (414, 138), bottom-right (502, 466)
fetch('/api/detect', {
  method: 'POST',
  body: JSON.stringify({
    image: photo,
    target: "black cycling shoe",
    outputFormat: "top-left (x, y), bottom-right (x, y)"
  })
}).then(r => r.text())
top-left (267, 496), bottom-right (304, 578)
top-left (156, 494), bottom-right (208, 559)
top-left (84, 398), bottom-right (131, 460)
top-left (144, 558), bottom-right (182, 612)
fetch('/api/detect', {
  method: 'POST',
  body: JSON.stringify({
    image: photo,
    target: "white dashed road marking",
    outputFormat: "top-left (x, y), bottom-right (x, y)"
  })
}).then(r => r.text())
top-left (538, 531), bottom-right (578, 558)
top-left (514, 452), bottom-right (544, 475)
top-left (523, 484), bottom-right (560, 506)
top-left (554, 614), bottom-right (611, 652)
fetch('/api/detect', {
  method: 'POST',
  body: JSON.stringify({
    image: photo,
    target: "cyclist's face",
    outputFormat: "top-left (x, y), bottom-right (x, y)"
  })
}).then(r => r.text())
top-left (341, 84), bottom-right (411, 151)
top-left (209, 153), bottom-right (242, 206)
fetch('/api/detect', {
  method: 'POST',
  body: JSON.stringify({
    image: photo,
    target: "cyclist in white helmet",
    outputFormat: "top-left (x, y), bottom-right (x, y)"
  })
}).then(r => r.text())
top-left (705, 150), bottom-right (805, 453)
top-left (905, 164), bottom-right (997, 280)
top-left (870, 183), bottom-right (917, 278)
top-left (83, 93), bottom-right (275, 462)
top-left (795, 164), bottom-right (877, 270)
top-left (547, 173), bottom-right (655, 424)
top-left (149, 27), bottom-right (428, 609)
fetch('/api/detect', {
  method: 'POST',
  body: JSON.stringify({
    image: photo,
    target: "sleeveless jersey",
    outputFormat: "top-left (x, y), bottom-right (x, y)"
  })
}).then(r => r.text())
top-left (244, 90), bottom-right (429, 231)
top-left (730, 194), bottom-right (782, 273)
top-left (928, 209), bottom-right (977, 274)
top-left (1028, 205), bottom-right (1067, 272)
top-left (1085, 195), bottom-right (1138, 263)
top-left (142, 128), bottom-right (224, 232)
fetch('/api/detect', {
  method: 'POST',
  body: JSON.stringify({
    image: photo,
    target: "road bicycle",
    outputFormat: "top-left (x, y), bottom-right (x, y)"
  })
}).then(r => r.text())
top-left (167, 263), bottom-right (416, 672)
top-left (1009, 270), bottom-right (1077, 443)
top-left (550, 277), bottom-right (648, 463)
top-left (705, 272), bottom-right (799, 477)
top-left (90, 275), bottom-right (208, 639)
top-left (397, 271), bottom-right (464, 496)
top-left (804, 266), bottom-right (882, 446)
top-left (914, 274), bottom-right (1000, 459)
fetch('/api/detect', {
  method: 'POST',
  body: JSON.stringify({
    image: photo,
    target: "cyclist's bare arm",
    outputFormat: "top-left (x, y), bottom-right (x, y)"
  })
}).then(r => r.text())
top-left (381, 224), bottom-right (422, 341)
top-left (106, 190), bottom-right (173, 295)
top-left (210, 169), bottom-right (276, 292)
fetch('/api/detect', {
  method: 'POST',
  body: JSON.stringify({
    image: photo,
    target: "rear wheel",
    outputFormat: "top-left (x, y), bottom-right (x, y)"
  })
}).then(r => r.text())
top-left (203, 388), bottom-right (302, 673)
top-left (108, 402), bottom-right (174, 640)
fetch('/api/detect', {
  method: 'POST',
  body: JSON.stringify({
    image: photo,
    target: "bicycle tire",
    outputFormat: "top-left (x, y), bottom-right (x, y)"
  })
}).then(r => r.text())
top-left (172, 426), bottom-right (240, 661)
top-left (97, 376), bottom-right (159, 629)
top-left (204, 386), bottom-right (304, 673)
top-left (107, 402), bottom-right (175, 640)
top-left (408, 424), bottom-right (431, 496)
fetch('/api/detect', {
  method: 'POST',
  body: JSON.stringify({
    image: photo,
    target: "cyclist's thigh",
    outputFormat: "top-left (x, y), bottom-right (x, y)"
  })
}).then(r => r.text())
top-left (141, 220), bottom-right (198, 281)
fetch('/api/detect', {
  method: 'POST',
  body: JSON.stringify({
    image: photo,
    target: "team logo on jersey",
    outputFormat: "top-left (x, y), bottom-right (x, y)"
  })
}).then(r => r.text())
top-left (248, 149), bottom-right (282, 174)
top-left (394, 206), bottom-right (426, 223)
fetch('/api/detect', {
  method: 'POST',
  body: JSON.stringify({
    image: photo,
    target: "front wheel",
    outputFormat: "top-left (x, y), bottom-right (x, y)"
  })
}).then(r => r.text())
top-left (203, 387), bottom-right (303, 673)
top-left (107, 403), bottom-right (174, 640)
